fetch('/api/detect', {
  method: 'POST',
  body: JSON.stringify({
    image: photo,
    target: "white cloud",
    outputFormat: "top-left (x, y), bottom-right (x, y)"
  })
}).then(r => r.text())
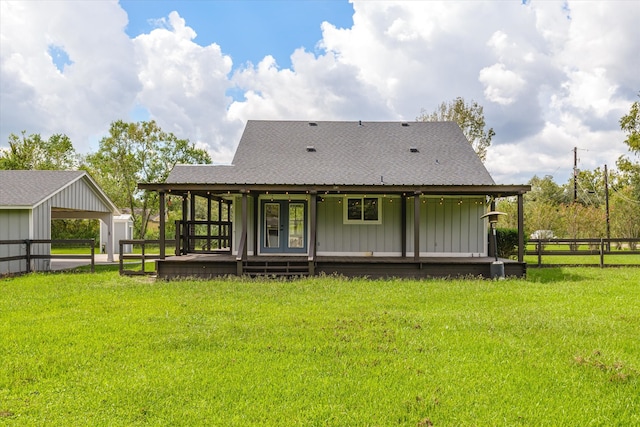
top-left (132, 11), bottom-right (242, 161)
top-left (0, 0), bottom-right (138, 151)
top-left (1, 0), bottom-right (638, 184)
top-left (479, 63), bottom-right (526, 105)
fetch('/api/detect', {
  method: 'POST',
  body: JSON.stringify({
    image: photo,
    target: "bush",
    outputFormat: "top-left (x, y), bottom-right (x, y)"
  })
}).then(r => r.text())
top-left (496, 228), bottom-right (524, 259)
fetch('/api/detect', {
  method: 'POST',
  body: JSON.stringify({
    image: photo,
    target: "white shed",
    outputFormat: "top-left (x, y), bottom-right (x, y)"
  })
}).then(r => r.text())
top-left (100, 214), bottom-right (133, 254)
top-left (0, 170), bottom-right (119, 274)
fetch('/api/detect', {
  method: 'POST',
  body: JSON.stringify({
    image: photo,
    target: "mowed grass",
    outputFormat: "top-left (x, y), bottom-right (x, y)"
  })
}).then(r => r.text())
top-left (1, 269), bottom-right (639, 426)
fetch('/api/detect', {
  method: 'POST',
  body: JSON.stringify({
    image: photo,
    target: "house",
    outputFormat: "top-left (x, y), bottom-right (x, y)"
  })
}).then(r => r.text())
top-left (139, 120), bottom-right (530, 279)
top-left (0, 170), bottom-right (119, 274)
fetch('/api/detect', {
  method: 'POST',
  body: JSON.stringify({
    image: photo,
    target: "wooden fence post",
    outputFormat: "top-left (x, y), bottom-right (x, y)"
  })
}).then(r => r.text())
top-left (599, 238), bottom-right (604, 268)
top-left (25, 240), bottom-right (31, 273)
top-left (90, 240), bottom-right (95, 273)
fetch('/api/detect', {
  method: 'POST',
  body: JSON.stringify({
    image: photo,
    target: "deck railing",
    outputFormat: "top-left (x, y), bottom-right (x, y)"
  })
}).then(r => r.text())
top-left (175, 220), bottom-right (232, 256)
top-left (526, 238), bottom-right (640, 267)
top-left (0, 239), bottom-right (95, 274)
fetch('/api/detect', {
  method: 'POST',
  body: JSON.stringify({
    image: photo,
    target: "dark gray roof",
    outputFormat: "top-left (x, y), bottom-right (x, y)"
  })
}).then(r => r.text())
top-left (166, 120), bottom-right (496, 186)
top-left (0, 170), bottom-right (115, 210)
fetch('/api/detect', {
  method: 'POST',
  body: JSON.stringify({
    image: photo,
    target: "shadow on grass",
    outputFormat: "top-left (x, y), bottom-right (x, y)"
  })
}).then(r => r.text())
top-left (527, 267), bottom-right (589, 283)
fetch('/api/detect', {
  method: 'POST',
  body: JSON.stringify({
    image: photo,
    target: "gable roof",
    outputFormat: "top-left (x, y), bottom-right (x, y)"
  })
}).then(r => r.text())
top-left (0, 170), bottom-right (118, 212)
top-left (166, 120), bottom-right (496, 186)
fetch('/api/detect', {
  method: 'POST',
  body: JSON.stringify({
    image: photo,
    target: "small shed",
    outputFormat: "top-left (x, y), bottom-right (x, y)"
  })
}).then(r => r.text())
top-left (100, 214), bottom-right (133, 254)
top-left (0, 170), bottom-right (119, 274)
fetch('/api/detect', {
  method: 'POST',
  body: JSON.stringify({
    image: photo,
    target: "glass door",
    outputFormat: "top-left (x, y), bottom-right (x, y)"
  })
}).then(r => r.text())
top-left (261, 200), bottom-right (307, 253)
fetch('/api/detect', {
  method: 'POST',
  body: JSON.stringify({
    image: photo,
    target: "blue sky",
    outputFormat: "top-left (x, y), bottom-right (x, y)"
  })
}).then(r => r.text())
top-left (1, 1), bottom-right (639, 184)
top-left (120, 0), bottom-right (354, 70)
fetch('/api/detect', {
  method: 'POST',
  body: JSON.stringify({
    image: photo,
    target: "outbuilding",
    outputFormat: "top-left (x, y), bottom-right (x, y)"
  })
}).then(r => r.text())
top-left (0, 170), bottom-right (119, 274)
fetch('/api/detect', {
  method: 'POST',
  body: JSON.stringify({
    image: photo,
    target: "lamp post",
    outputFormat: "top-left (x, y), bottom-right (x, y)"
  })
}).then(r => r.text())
top-left (481, 210), bottom-right (507, 279)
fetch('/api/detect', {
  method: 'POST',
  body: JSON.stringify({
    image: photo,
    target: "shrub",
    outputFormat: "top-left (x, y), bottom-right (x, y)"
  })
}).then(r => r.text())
top-left (496, 228), bottom-right (524, 259)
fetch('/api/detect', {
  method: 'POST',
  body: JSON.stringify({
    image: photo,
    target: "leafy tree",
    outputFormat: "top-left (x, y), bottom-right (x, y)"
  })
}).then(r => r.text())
top-left (417, 97), bottom-right (495, 162)
top-left (0, 131), bottom-right (77, 170)
top-left (527, 175), bottom-right (568, 205)
top-left (83, 120), bottom-right (211, 239)
top-left (620, 94), bottom-right (639, 154)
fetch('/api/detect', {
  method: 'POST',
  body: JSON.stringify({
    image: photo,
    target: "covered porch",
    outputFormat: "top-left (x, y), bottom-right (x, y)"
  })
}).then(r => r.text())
top-left (140, 182), bottom-right (529, 279)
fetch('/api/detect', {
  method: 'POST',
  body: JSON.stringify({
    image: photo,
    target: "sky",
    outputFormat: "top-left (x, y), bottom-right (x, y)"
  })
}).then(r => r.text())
top-left (1, 0), bottom-right (639, 185)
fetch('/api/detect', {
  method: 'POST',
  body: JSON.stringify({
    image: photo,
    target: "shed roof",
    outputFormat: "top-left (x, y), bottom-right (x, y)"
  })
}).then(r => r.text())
top-left (166, 120), bottom-right (496, 186)
top-left (0, 170), bottom-right (118, 212)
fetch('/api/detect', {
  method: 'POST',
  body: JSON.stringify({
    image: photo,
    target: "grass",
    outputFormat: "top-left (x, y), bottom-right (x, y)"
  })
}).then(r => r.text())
top-left (1, 269), bottom-right (639, 426)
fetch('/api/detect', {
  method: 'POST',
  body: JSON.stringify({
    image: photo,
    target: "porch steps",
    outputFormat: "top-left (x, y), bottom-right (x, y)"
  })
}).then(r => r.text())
top-left (242, 259), bottom-right (310, 277)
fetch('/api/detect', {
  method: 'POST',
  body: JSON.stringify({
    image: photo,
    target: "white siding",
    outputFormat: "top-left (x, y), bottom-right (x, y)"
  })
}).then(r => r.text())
top-left (317, 195), bottom-right (402, 255)
top-left (47, 179), bottom-right (112, 212)
top-left (407, 197), bottom-right (486, 255)
top-left (0, 210), bottom-right (30, 274)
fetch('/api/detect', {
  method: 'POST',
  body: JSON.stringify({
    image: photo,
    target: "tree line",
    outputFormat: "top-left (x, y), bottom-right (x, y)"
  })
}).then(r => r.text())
top-left (0, 120), bottom-right (211, 240)
top-left (2, 96), bottom-right (638, 243)
top-left (498, 95), bottom-right (640, 244)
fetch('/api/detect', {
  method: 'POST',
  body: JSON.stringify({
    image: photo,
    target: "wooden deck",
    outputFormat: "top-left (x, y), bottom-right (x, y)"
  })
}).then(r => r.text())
top-left (156, 254), bottom-right (526, 280)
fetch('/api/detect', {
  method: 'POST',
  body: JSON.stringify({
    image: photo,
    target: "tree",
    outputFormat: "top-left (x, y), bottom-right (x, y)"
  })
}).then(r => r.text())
top-left (417, 97), bottom-right (495, 162)
top-left (0, 131), bottom-right (77, 170)
top-left (84, 120), bottom-right (211, 239)
top-left (620, 94), bottom-right (640, 154)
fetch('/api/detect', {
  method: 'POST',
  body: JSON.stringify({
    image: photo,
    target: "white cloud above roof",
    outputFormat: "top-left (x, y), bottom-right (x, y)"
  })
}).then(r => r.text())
top-left (1, 0), bottom-right (638, 185)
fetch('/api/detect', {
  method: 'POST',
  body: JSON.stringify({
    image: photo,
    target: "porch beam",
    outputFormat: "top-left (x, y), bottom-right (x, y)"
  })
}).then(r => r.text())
top-left (414, 193), bottom-right (421, 261)
top-left (139, 183), bottom-right (531, 197)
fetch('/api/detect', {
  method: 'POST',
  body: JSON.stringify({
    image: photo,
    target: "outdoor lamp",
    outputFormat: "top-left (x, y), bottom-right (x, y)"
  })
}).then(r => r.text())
top-left (481, 210), bottom-right (507, 278)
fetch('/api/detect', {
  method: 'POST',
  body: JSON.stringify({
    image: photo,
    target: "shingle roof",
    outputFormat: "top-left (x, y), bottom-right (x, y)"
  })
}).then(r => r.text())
top-left (166, 120), bottom-right (496, 186)
top-left (0, 170), bottom-right (115, 209)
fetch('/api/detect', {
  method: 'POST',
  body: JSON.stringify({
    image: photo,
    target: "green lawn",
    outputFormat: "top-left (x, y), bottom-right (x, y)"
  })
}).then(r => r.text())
top-left (1, 269), bottom-right (639, 426)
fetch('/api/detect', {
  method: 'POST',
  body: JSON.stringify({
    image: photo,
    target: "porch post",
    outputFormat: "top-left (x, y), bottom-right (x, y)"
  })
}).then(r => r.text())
top-left (518, 193), bottom-right (525, 263)
top-left (308, 192), bottom-right (317, 276)
top-left (489, 199), bottom-right (496, 259)
top-left (159, 191), bottom-right (166, 260)
top-left (181, 195), bottom-right (188, 255)
top-left (241, 192), bottom-right (248, 260)
top-left (252, 193), bottom-right (258, 256)
top-left (401, 194), bottom-right (407, 258)
top-left (414, 192), bottom-right (421, 261)
top-left (237, 192), bottom-right (248, 276)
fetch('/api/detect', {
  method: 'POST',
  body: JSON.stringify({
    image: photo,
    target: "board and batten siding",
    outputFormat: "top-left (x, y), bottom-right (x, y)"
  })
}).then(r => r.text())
top-left (317, 195), bottom-right (487, 256)
top-left (406, 196), bottom-right (487, 256)
top-left (0, 209), bottom-right (30, 274)
top-left (317, 196), bottom-right (402, 255)
top-left (47, 178), bottom-right (113, 213)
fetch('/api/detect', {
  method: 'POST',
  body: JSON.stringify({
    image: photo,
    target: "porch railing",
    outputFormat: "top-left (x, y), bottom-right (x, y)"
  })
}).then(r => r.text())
top-left (174, 220), bottom-right (232, 256)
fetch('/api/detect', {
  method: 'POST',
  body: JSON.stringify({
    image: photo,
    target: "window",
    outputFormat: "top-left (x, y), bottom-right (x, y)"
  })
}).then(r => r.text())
top-left (344, 197), bottom-right (381, 224)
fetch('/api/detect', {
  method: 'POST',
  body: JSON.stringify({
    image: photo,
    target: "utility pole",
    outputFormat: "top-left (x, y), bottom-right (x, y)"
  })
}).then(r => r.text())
top-left (604, 164), bottom-right (611, 250)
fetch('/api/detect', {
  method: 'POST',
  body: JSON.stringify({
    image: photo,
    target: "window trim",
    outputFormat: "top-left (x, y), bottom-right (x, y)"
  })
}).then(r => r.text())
top-left (342, 196), bottom-right (382, 225)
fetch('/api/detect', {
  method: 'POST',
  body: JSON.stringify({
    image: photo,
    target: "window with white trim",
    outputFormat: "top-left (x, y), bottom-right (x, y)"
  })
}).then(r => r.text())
top-left (343, 196), bottom-right (382, 224)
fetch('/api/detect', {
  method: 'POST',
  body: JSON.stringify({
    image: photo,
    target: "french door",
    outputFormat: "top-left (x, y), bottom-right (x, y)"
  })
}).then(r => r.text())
top-left (260, 200), bottom-right (307, 253)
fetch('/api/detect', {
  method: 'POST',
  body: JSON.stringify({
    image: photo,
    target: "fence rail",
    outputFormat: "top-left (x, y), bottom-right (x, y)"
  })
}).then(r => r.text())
top-left (119, 239), bottom-right (164, 276)
top-left (0, 239), bottom-right (95, 274)
top-left (526, 238), bottom-right (640, 267)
